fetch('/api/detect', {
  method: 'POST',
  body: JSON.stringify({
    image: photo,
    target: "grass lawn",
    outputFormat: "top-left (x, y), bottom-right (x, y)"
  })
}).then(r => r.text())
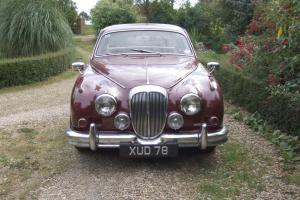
top-left (73, 37), bottom-right (95, 53)
top-left (197, 142), bottom-right (266, 199)
top-left (81, 25), bottom-right (95, 36)
top-left (0, 121), bottom-right (73, 198)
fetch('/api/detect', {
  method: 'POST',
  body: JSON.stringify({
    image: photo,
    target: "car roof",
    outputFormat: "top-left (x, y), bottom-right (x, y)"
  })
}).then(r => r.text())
top-left (101, 23), bottom-right (188, 35)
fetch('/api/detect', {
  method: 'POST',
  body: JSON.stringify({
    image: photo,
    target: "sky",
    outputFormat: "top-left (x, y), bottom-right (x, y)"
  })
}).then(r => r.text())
top-left (73, 0), bottom-right (198, 15)
top-left (73, 0), bottom-right (98, 14)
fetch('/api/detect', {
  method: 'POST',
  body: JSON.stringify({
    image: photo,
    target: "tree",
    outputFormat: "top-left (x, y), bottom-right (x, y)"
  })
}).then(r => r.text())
top-left (219, 0), bottom-right (254, 41)
top-left (79, 11), bottom-right (91, 21)
top-left (134, 0), bottom-right (177, 22)
top-left (148, 0), bottom-right (176, 23)
top-left (0, 0), bottom-right (73, 57)
top-left (91, 0), bottom-right (136, 35)
top-left (135, 0), bottom-right (151, 22)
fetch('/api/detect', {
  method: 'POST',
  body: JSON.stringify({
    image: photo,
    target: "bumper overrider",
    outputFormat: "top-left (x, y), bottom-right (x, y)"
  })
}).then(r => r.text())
top-left (65, 123), bottom-right (229, 151)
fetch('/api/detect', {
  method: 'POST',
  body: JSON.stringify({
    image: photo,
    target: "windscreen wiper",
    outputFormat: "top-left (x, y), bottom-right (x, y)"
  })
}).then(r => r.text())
top-left (130, 49), bottom-right (161, 54)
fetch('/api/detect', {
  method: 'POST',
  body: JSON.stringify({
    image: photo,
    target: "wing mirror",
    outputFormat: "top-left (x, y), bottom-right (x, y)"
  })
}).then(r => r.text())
top-left (72, 61), bottom-right (85, 73)
top-left (207, 62), bottom-right (220, 74)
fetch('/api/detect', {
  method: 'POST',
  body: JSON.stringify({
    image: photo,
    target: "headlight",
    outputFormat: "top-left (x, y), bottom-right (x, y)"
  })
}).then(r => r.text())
top-left (95, 94), bottom-right (117, 116)
top-left (180, 93), bottom-right (201, 115)
top-left (114, 113), bottom-right (130, 130)
top-left (168, 112), bottom-right (184, 130)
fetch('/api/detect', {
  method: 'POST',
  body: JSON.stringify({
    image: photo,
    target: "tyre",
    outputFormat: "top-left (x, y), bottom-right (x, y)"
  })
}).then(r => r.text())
top-left (203, 146), bottom-right (216, 153)
top-left (75, 146), bottom-right (90, 153)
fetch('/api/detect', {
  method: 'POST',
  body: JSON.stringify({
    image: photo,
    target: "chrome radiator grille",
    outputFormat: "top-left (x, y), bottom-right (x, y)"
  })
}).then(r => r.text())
top-left (129, 86), bottom-right (168, 139)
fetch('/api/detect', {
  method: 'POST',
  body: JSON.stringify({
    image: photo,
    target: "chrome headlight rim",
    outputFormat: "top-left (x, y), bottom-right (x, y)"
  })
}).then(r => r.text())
top-left (180, 93), bottom-right (201, 116)
top-left (95, 94), bottom-right (117, 117)
top-left (167, 112), bottom-right (184, 130)
top-left (114, 113), bottom-right (130, 130)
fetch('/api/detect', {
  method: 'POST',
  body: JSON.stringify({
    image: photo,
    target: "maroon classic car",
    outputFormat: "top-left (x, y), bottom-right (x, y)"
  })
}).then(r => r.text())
top-left (66, 23), bottom-right (228, 157)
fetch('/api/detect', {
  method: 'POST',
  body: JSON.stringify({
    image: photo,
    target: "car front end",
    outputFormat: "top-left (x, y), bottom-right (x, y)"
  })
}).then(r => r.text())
top-left (66, 24), bottom-right (228, 157)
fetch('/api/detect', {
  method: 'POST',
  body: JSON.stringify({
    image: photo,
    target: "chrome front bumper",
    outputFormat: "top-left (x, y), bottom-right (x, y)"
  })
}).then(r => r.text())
top-left (65, 123), bottom-right (229, 151)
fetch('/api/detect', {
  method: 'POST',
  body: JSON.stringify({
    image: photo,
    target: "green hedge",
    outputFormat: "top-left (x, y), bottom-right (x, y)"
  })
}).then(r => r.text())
top-left (0, 49), bottom-right (73, 88)
top-left (200, 51), bottom-right (300, 136)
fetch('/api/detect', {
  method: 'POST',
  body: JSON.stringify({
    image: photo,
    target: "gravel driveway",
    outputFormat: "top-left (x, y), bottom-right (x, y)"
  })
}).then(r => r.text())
top-left (0, 78), bottom-right (75, 128)
top-left (36, 114), bottom-right (299, 200)
top-left (39, 151), bottom-right (204, 200)
top-left (1, 48), bottom-right (299, 200)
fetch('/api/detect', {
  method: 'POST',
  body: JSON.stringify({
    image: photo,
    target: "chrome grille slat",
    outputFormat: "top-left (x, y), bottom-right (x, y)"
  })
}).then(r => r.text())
top-left (129, 86), bottom-right (168, 139)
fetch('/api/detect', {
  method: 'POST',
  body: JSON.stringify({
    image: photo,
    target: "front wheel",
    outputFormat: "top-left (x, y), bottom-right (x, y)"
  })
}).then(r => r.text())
top-left (202, 146), bottom-right (216, 153)
top-left (75, 146), bottom-right (90, 153)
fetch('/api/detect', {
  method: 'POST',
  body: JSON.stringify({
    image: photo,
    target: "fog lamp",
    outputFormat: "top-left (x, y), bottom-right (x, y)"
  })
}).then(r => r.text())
top-left (168, 112), bottom-right (184, 130)
top-left (114, 113), bottom-right (130, 130)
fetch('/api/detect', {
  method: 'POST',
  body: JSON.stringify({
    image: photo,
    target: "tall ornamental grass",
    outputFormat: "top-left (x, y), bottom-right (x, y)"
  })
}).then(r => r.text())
top-left (0, 0), bottom-right (73, 58)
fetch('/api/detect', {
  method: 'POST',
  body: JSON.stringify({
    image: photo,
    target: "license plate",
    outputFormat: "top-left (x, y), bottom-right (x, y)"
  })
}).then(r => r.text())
top-left (120, 143), bottom-right (178, 157)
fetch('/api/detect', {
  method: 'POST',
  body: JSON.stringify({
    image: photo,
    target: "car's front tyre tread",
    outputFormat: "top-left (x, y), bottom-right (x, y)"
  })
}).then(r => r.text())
top-left (203, 146), bottom-right (216, 153)
top-left (75, 146), bottom-right (90, 153)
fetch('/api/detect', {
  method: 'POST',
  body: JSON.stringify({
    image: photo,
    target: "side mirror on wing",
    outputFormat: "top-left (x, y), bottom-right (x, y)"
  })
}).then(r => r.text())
top-left (207, 62), bottom-right (220, 74)
top-left (72, 61), bottom-right (85, 73)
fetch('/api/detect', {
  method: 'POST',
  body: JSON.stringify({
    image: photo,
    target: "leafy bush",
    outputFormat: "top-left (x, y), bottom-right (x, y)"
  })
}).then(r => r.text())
top-left (230, 0), bottom-right (300, 90)
top-left (51, 0), bottom-right (78, 32)
top-left (221, 0), bottom-right (300, 139)
top-left (0, 49), bottom-right (73, 88)
top-left (91, 0), bottom-right (136, 35)
top-left (0, 0), bottom-right (73, 58)
top-left (200, 51), bottom-right (300, 137)
top-left (189, 27), bottom-right (201, 47)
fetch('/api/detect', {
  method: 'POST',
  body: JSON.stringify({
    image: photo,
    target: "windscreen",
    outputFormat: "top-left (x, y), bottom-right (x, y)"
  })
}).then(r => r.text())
top-left (96, 30), bottom-right (193, 56)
